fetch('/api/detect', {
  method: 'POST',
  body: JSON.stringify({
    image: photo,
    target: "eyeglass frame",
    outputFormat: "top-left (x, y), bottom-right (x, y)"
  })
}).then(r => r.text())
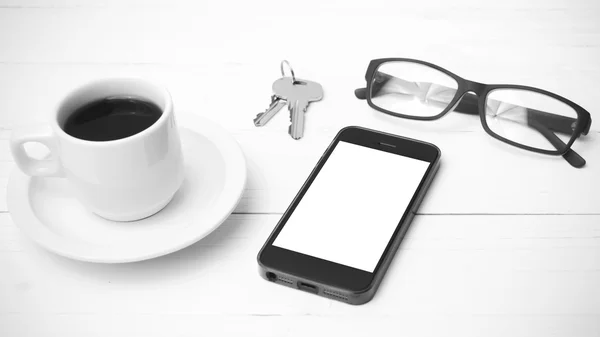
top-left (355, 58), bottom-right (592, 168)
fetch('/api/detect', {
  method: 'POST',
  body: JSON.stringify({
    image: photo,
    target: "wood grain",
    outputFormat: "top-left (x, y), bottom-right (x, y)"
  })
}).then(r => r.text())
top-left (1, 214), bottom-right (600, 336)
top-left (0, 64), bottom-right (598, 215)
top-left (1, 0), bottom-right (600, 336)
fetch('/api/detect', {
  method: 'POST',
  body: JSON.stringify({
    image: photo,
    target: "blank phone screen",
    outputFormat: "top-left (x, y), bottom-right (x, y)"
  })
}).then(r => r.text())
top-left (273, 141), bottom-right (430, 273)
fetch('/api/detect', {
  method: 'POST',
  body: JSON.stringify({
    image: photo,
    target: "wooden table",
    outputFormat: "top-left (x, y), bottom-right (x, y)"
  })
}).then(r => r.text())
top-left (1, 0), bottom-right (599, 336)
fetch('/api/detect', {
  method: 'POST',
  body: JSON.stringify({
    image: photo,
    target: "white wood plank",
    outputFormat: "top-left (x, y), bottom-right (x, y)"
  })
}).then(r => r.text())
top-left (1, 1), bottom-right (599, 336)
top-left (0, 314), bottom-right (598, 337)
top-left (0, 4), bottom-right (599, 73)
top-left (0, 64), bottom-right (598, 131)
top-left (2, 130), bottom-right (599, 215)
top-left (0, 64), bottom-right (599, 215)
top-left (2, 0), bottom-right (598, 9)
top-left (1, 213), bottom-right (599, 336)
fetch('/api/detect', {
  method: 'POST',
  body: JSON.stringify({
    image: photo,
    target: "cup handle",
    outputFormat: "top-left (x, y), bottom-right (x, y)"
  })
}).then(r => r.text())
top-left (9, 125), bottom-right (65, 177)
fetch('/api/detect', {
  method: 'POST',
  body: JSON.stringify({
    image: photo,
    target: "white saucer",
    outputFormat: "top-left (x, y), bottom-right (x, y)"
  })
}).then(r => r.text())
top-left (7, 115), bottom-right (246, 263)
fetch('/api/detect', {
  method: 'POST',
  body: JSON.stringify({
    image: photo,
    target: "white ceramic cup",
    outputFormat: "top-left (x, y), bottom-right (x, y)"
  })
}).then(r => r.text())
top-left (9, 78), bottom-right (184, 221)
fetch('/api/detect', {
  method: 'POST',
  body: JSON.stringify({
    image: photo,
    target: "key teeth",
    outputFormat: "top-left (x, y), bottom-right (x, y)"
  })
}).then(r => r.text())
top-left (254, 97), bottom-right (287, 127)
top-left (253, 113), bottom-right (264, 126)
top-left (288, 124), bottom-right (302, 140)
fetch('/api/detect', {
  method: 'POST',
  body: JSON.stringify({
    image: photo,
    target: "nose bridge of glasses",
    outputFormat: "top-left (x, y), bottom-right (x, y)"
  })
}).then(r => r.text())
top-left (451, 90), bottom-right (480, 116)
top-left (464, 80), bottom-right (487, 95)
top-left (449, 81), bottom-right (486, 116)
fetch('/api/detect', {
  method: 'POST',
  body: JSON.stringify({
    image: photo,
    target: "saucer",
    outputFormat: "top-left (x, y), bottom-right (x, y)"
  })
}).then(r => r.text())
top-left (7, 115), bottom-right (246, 263)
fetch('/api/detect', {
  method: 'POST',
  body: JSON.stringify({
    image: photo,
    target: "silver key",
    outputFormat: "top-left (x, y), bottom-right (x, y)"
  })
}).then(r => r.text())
top-left (254, 95), bottom-right (287, 126)
top-left (273, 78), bottom-right (323, 140)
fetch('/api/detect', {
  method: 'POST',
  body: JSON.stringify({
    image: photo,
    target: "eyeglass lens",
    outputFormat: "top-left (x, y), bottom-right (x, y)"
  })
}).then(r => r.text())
top-left (370, 61), bottom-right (458, 118)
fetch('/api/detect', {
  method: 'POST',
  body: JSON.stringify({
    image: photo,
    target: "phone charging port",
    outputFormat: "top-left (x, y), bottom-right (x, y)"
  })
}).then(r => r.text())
top-left (298, 282), bottom-right (318, 294)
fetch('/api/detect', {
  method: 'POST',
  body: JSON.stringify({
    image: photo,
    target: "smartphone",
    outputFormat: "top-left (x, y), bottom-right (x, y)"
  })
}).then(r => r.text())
top-left (257, 126), bottom-right (441, 305)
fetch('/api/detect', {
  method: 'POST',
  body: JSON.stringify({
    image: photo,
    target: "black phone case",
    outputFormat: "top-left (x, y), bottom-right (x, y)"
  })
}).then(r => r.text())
top-left (257, 126), bottom-right (441, 305)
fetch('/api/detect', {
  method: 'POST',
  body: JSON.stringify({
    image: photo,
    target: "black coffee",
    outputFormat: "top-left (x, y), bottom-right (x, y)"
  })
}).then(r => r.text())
top-left (63, 97), bottom-right (162, 141)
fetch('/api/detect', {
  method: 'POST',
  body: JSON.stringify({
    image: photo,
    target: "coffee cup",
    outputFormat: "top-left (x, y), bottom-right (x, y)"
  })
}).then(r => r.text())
top-left (9, 78), bottom-right (184, 221)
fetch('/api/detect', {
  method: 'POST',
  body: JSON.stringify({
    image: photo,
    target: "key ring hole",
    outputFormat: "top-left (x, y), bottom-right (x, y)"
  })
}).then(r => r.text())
top-left (280, 60), bottom-right (297, 83)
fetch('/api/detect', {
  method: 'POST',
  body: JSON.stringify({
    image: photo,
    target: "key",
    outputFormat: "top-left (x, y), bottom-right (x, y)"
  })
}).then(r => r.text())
top-left (254, 95), bottom-right (287, 126)
top-left (273, 78), bottom-right (323, 140)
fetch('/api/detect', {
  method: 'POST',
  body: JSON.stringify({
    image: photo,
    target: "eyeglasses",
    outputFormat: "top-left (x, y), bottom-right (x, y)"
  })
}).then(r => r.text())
top-left (355, 58), bottom-right (592, 168)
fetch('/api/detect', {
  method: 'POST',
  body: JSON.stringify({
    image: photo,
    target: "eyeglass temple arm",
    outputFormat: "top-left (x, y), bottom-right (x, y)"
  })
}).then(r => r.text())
top-left (355, 73), bottom-right (392, 100)
top-left (355, 78), bottom-right (587, 168)
top-left (527, 118), bottom-right (586, 168)
top-left (355, 88), bottom-right (367, 99)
